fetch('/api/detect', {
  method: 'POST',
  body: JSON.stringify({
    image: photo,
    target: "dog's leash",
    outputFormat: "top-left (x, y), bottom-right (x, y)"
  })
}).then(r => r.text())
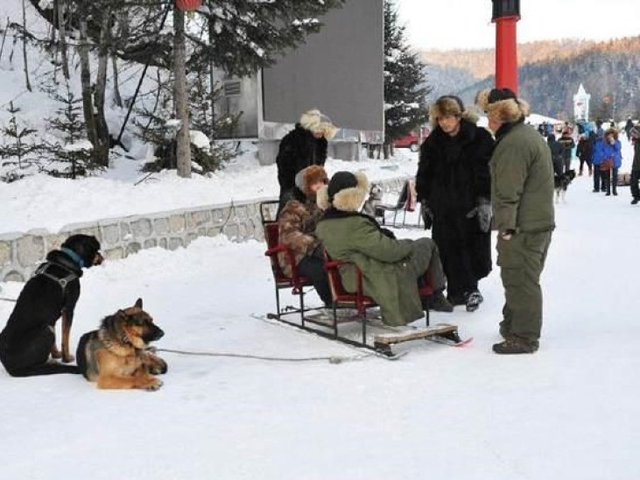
top-left (0, 297), bottom-right (17, 303)
top-left (154, 347), bottom-right (372, 364)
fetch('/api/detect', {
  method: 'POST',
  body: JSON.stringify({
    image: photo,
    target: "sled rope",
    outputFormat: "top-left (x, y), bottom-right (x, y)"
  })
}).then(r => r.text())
top-left (155, 347), bottom-right (372, 364)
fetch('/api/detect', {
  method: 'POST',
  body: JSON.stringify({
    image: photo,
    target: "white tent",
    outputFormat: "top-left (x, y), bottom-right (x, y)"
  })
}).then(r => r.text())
top-left (477, 112), bottom-right (563, 128)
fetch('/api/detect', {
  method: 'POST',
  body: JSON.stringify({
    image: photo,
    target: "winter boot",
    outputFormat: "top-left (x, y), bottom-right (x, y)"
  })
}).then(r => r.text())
top-left (492, 337), bottom-right (539, 355)
top-left (465, 290), bottom-right (484, 312)
top-left (632, 198), bottom-right (639, 205)
top-left (428, 291), bottom-right (454, 313)
top-left (446, 292), bottom-right (468, 307)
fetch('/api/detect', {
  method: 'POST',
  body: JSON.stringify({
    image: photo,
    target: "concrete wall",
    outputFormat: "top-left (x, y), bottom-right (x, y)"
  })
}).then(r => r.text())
top-left (0, 177), bottom-right (408, 282)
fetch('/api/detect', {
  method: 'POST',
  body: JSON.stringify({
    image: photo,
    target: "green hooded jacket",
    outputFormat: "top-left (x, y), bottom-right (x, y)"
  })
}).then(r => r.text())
top-left (490, 122), bottom-right (556, 234)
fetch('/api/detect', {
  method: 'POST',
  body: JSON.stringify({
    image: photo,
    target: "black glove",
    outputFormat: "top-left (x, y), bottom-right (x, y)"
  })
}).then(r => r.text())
top-left (420, 204), bottom-right (433, 230)
top-left (466, 198), bottom-right (492, 233)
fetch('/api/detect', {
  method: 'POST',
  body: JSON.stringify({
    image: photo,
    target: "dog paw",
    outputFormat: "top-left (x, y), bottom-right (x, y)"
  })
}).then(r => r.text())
top-left (61, 354), bottom-right (75, 364)
top-left (50, 350), bottom-right (62, 360)
top-left (144, 379), bottom-right (163, 391)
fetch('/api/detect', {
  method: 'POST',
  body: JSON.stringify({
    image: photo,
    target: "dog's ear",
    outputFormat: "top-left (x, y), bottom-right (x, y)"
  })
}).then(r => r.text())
top-left (134, 298), bottom-right (143, 309)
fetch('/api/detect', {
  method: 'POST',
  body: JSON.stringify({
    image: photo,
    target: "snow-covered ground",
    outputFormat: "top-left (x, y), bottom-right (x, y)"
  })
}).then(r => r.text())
top-left (2, 164), bottom-right (640, 479)
top-left (0, 149), bottom-right (417, 234)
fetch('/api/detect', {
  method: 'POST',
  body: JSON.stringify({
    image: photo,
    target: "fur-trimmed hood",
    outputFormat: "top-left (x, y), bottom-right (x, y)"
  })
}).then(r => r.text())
top-left (476, 89), bottom-right (530, 124)
top-left (299, 109), bottom-right (338, 140)
top-left (317, 171), bottom-right (369, 212)
top-left (429, 95), bottom-right (479, 127)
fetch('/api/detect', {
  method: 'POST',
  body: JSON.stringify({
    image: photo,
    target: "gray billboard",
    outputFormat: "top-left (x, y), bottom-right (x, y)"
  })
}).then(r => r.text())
top-left (262, 0), bottom-right (384, 133)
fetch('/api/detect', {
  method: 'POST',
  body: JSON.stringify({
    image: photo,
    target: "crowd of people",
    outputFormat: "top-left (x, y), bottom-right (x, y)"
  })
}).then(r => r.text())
top-left (275, 89), bottom-right (555, 355)
top-left (542, 117), bottom-right (640, 200)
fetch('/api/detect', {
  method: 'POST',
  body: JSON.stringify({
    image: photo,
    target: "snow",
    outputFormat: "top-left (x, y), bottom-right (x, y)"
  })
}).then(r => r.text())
top-left (2, 164), bottom-right (640, 479)
top-left (0, 149), bottom-right (419, 234)
top-left (2, 2), bottom-right (640, 476)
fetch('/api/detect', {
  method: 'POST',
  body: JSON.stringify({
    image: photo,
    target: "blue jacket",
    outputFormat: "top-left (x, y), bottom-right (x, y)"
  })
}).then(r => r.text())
top-left (592, 139), bottom-right (604, 165)
top-left (597, 141), bottom-right (622, 168)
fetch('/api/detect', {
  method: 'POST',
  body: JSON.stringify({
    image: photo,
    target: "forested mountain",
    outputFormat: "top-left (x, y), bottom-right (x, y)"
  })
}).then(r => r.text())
top-left (421, 37), bottom-right (640, 120)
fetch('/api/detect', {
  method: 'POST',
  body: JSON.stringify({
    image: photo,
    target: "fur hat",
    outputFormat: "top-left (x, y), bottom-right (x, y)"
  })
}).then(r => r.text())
top-left (317, 171), bottom-right (369, 212)
top-left (604, 128), bottom-right (619, 140)
top-left (294, 165), bottom-right (328, 197)
top-left (429, 95), bottom-right (479, 127)
top-left (476, 88), bottom-right (530, 124)
top-left (299, 109), bottom-right (338, 140)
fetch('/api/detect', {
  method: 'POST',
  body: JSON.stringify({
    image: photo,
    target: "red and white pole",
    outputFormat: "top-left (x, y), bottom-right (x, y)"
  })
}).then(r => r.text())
top-left (491, 1), bottom-right (521, 94)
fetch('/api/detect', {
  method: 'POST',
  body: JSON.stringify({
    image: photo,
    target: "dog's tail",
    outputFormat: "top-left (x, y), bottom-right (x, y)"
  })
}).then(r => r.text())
top-left (6, 363), bottom-right (80, 377)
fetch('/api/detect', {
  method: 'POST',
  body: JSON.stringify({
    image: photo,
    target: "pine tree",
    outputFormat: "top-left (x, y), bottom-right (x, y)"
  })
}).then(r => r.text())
top-left (0, 101), bottom-right (40, 182)
top-left (44, 81), bottom-right (99, 179)
top-left (383, 0), bottom-right (429, 158)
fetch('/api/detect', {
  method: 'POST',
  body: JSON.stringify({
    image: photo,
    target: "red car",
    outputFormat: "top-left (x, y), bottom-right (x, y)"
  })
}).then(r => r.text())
top-left (393, 127), bottom-right (430, 152)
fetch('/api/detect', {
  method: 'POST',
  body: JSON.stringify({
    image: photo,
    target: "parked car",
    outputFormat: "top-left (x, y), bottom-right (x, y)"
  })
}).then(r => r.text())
top-left (393, 127), bottom-right (430, 152)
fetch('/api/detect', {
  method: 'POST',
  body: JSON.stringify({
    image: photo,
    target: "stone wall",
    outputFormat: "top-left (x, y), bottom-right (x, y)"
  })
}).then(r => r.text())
top-left (0, 177), bottom-right (408, 282)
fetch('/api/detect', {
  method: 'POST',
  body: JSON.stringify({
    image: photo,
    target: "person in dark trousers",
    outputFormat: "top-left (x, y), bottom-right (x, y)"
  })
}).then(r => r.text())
top-left (277, 165), bottom-right (332, 306)
top-left (630, 127), bottom-right (640, 205)
top-left (596, 128), bottom-right (622, 196)
top-left (557, 127), bottom-right (575, 173)
top-left (547, 133), bottom-right (564, 176)
top-left (625, 117), bottom-right (634, 141)
top-left (476, 88), bottom-right (555, 355)
top-left (576, 131), bottom-right (594, 176)
top-left (416, 95), bottom-right (495, 312)
top-left (591, 126), bottom-right (606, 192)
top-left (276, 110), bottom-right (337, 214)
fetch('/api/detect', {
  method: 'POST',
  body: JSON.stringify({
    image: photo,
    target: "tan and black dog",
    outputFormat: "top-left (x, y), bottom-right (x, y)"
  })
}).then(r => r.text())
top-left (76, 298), bottom-right (167, 390)
top-left (0, 234), bottom-right (103, 377)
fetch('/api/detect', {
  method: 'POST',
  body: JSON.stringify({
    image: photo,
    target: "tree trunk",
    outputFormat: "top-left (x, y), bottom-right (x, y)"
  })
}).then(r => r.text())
top-left (112, 56), bottom-right (123, 108)
top-left (93, 15), bottom-right (111, 167)
top-left (56, 0), bottom-right (70, 80)
top-left (78, 20), bottom-right (98, 162)
top-left (173, 8), bottom-right (191, 178)
top-left (21, 0), bottom-right (32, 92)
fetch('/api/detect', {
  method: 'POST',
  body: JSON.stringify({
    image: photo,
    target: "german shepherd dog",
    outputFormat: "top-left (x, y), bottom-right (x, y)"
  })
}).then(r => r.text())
top-left (76, 298), bottom-right (167, 390)
top-left (0, 234), bottom-right (103, 377)
top-left (554, 169), bottom-right (576, 203)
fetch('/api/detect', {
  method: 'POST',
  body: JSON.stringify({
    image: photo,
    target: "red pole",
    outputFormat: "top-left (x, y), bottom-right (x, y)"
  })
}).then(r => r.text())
top-left (494, 15), bottom-right (519, 94)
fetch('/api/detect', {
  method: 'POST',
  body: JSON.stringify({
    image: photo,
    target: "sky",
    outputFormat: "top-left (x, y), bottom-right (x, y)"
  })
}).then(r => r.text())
top-left (397, 0), bottom-right (640, 50)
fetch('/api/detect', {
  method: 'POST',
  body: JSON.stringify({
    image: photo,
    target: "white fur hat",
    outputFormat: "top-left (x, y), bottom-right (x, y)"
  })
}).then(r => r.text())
top-left (299, 109), bottom-right (338, 140)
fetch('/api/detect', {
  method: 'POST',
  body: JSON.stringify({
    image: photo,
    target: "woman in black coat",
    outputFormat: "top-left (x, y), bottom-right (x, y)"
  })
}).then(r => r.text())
top-left (276, 110), bottom-right (337, 214)
top-left (416, 96), bottom-right (495, 312)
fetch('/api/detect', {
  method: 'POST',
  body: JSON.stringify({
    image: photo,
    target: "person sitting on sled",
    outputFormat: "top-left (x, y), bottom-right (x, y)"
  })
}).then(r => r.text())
top-left (315, 171), bottom-right (453, 327)
top-left (277, 165), bottom-right (332, 306)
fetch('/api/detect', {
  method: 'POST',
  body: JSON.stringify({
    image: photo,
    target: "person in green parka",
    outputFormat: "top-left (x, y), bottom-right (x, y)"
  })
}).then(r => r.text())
top-left (315, 171), bottom-right (453, 327)
top-left (476, 88), bottom-right (555, 355)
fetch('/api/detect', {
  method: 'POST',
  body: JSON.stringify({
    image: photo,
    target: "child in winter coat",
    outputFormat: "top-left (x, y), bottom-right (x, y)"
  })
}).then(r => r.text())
top-left (277, 165), bottom-right (332, 306)
top-left (596, 129), bottom-right (623, 196)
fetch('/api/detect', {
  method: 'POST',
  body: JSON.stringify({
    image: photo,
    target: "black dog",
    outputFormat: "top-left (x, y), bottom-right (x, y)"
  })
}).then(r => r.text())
top-left (554, 169), bottom-right (576, 203)
top-left (0, 234), bottom-right (103, 377)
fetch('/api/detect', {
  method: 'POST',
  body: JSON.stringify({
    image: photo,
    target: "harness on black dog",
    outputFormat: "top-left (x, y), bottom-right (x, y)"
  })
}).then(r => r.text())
top-left (33, 262), bottom-right (78, 292)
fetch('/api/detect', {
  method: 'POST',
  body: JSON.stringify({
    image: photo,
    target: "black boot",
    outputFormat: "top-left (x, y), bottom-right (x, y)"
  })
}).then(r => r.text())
top-left (428, 291), bottom-right (453, 313)
top-left (465, 290), bottom-right (483, 312)
top-left (493, 337), bottom-right (539, 354)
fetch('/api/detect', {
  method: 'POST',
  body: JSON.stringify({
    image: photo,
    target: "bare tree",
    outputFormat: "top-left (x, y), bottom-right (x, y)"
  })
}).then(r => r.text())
top-left (173, 8), bottom-right (191, 178)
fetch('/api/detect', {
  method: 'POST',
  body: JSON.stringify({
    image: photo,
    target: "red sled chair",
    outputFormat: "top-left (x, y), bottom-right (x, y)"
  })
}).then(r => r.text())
top-left (260, 201), bottom-right (316, 325)
top-left (323, 253), bottom-right (435, 350)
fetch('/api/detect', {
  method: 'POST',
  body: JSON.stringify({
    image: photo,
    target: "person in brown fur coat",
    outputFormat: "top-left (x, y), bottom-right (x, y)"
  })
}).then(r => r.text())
top-left (277, 165), bottom-right (332, 306)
